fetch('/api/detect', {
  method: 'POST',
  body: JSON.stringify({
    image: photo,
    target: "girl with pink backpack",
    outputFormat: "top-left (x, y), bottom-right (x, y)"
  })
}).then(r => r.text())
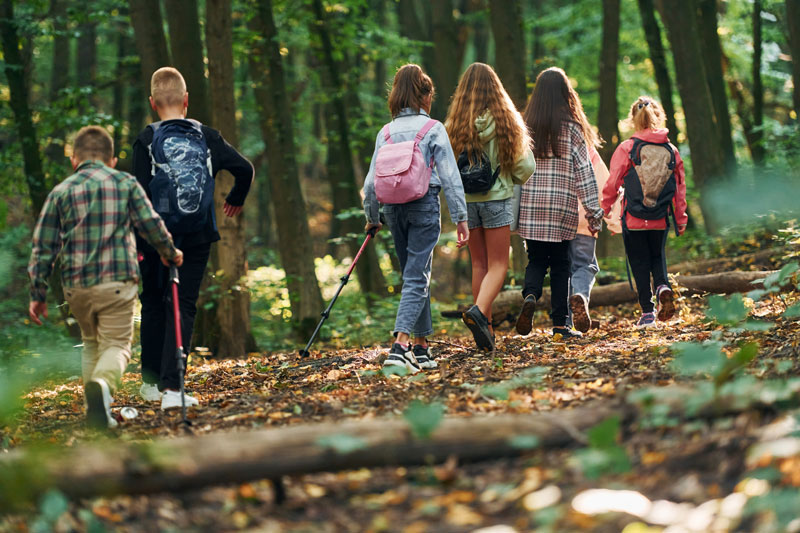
top-left (363, 64), bottom-right (469, 373)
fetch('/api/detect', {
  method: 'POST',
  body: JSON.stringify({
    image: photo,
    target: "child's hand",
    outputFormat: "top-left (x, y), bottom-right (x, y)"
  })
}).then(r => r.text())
top-left (28, 301), bottom-right (47, 326)
top-left (223, 202), bottom-right (243, 217)
top-left (456, 221), bottom-right (470, 248)
top-left (678, 224), bottom-right (687, 236)
top-left (365, 222), bottom-right (382, 235)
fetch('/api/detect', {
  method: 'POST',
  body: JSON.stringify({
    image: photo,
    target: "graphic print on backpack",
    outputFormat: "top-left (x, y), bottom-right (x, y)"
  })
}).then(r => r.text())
top-left (457, 150), bottom-right (500, 194)
top-left (623, 139), bottom-right (677, 220)
top-left (148, 120), bottom-right (214, 233)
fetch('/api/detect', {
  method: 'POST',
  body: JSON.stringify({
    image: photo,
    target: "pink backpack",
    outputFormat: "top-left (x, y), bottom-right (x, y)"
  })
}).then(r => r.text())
top-left (374, 119), bottom-right (437, 204)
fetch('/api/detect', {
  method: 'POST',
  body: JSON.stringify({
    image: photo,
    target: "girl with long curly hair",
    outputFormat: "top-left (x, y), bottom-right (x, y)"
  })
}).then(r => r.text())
top-left (445, 62), bottom-right (535, 352)
top-left (515, 67), bottom-right (604, 340)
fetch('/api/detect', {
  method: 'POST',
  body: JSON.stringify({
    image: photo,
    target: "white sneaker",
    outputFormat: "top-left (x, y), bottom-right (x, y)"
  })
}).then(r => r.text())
top-left (85, 378), bottom-right (118, 429)
top-left (161, 389), bottom-right (200, 410)
top-left (140, 383), bottom-right (161, 402)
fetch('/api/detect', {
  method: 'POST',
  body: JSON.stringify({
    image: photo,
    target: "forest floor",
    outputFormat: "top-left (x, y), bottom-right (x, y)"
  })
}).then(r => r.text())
top-left (3, 263), bottom-right (800, 532)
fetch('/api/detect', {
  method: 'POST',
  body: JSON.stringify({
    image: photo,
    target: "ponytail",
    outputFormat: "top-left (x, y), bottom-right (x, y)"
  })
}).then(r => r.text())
top-left (627, 96), bottom-right (665, 131)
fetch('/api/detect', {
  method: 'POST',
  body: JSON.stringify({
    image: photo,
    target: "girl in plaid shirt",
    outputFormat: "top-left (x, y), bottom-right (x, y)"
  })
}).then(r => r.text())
top-left (516, 67), bottom-right (604, 339)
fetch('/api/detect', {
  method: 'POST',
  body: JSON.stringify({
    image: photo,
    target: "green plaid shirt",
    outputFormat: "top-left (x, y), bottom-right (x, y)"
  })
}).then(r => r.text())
top-left (28, 160), bottom-right (178, 302)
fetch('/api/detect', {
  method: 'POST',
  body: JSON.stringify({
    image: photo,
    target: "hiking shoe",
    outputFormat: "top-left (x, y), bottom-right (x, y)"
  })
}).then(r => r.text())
top-left (553, 327), bottom-right (583, 340)
top-left (140, 382), bottom-right (161, 402)
top-left (656, 285), bottom-right (675, 322)
top-left (463, 305), bottom-right (493, 351)
top-left (383, 343), bottom-right (421, 374)
top-left (161, 390), bottom-right (200, 410)
top-left (636, 312), bottom-right (657, 328)
top-left (515, 295), bottom-right (537, 335)
top-left (412, 345), bottom-right (438, 369)
top-left (569, 293), bottom-right (591, 333)
top-left (85, 378), bottom-right (117, 429)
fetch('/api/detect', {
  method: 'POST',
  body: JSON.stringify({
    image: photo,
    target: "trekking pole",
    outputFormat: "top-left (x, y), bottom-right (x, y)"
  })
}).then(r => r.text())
top-left (299, 226), bottom-right (379, 357)
top-left (169, 264), bottom-right (190, 426)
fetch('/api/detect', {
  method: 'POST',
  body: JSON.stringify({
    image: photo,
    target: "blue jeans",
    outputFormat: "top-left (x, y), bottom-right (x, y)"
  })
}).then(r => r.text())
top-left (383, 188), bottom-right (441, 337)
top-left (569, 234), bottom-right (599, 298)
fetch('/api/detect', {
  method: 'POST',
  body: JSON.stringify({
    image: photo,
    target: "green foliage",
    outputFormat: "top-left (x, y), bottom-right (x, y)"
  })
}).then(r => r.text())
top-left (508, 435), bottom-right (540, 450)
top-left (572, 416), bottom-right (631, 480)
top-left (480, 366), bottom-right (550, 401)
top-left (403, 400), bottom-right (445, 440)
top-left (30, 489), bottom-right (68, 533)
top-left (706, 293), bottom-right (749, 326)
top-left (669, 341), bottom-right (726, 377)
top-left (316, 433), bottom-right (368, 454)
top-left (744, 488), bottom-right (800, 531)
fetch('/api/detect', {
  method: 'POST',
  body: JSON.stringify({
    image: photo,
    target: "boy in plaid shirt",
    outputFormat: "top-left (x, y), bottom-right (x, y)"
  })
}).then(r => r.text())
top-left (28, 126), bottom-right (183, 429)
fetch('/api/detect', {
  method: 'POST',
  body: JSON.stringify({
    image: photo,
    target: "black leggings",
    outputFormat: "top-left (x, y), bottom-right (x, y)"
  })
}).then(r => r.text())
top-left (522, 239), bottom-right (571, 327)
top-left (623, 228), bottom-right (669, 312)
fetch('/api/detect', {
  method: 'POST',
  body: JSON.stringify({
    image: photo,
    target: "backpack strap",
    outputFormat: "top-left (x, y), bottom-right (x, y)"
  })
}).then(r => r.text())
top-left (414, 119), bottom-right (438, 145)
top-left (382, 124), bottom-right (393, 144)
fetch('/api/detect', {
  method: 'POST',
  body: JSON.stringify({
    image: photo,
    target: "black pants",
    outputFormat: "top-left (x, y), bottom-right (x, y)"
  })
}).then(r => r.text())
top-left (622, 228), bottom-right (669, 312)
top-left (140, 242), bottom-right (211, 390)
top-left (523, 239), bottom-right (571, 327)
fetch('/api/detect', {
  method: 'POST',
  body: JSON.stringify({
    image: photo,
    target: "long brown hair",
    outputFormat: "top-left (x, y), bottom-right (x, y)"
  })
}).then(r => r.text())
top-left (444, 62), bottom-right (531, 175)
top-left (523, 67), bottom-right (600, 158)
top-left (626, 95), bottom-right (665, 131)
top-left (388, 64), bottom-right (435, 117)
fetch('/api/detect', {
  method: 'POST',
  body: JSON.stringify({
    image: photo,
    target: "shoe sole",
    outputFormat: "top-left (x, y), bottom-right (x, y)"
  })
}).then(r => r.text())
top-left (636, 321), bottom-right (657, 329)
top-left (383, 359), bottom-right (421, 374)
top-left (463, 312), bottom-right (493, 351)
top-left (85, 382), bottom-right (109, 429)
top-left (657, 290), bottom-right (675, 321)
top-left (515, 298), bottom-right (536, 336)
top-left (570, 295), bottom-right (591, 333)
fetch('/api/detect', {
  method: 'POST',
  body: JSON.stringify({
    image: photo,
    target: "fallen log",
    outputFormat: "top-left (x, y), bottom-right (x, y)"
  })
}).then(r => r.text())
top-left (442, 270), bottom-right (778, 324)
top-left (667, 248), bottom-right (779, 275)
top-left (0, 402), bottom-right (620, 507)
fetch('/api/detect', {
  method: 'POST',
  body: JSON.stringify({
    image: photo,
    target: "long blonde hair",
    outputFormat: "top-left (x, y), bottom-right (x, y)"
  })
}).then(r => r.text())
top-left (444, 63), bottom-right (531, 174)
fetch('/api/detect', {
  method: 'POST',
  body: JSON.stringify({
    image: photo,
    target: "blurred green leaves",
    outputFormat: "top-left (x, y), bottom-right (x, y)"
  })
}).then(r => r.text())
top-left (403, 400), bottom-right (445, 440)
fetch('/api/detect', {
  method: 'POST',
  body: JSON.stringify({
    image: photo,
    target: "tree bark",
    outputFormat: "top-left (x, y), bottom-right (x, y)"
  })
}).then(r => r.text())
top-left (597, 0), bottom-right (621, 165)
top-left (0, 403), bottom-right (618, 503)
top-left (76, 18), bottom-right (97, 107)
top-left (396, 0), bottom-right (434, 74)
top-left (445, 270), bottom-right (780, 323)
top-left (471, 0), bottom-right (489, 63)
top-left (129, 0), bottom-right (170, 120)
top-left (636, 0), bottom-right (680, 142)
top-left (787, 0), bottom-right (800, 114)
top-left (430, 0), bottom-right (467, 120)
top-left (164, 0), bottom-right (211, 126)
top-left (488, 0), bottom-right (526, 110)
top-left (751, 0), bottom-right (765, 163)
top-left (656, 0), bottom-right (726, 233)
top-left (203, 0), bottom-right (256, 357)
top-left (696, 0), bottom-right (736, 168)
top-left (45, 0), bottom-right (71, 174)
top-left (311, 0), bottom-right (387, 300)
top-left (249, 0), bottom-right (324, 338)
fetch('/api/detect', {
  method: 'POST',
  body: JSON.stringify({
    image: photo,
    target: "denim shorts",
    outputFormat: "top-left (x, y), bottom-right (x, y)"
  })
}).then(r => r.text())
top-left (467, 197), bottom-right (513, 229)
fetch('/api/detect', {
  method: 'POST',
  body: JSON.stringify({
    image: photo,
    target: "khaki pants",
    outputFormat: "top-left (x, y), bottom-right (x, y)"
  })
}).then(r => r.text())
top-left (65, 281), bottom-right (138, 394)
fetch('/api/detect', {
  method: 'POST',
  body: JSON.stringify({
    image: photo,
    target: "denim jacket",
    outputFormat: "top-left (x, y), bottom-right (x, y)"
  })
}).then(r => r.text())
top-left (362, 108), bottom-right (468, 225)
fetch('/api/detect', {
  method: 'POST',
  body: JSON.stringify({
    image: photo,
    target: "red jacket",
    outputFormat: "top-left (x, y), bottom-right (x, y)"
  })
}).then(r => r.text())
top-left (602, 128), bottom-right (688, 231)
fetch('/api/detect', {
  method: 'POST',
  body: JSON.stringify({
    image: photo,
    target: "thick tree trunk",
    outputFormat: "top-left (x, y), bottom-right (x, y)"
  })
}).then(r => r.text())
top-left (396, 0), bottom-right (434, 74)
top-left (430, 0), bottom-right (467, 120)
top-left (446, 270), bottom-right (780, 323)
top-left (488, 0), bottom-right (526, 110)
top-left (129, 0), bottom-right (170, 120)
top-left (311, 0), bottom-right (387, 300)
top-left (249, 0), bottom-right (323, 337)
top-left (164, 0), bottom-right (211, 126)
top-left (76, 18), bottom-right (97, 107)
top-left (787, 0), bottom-right (800, 114)
top-left (471, 0), bottom-right (489, 63)
top-left (45, 0), bottom-right (71, 174)
top-left (0, 404), bottom-right (618, 503)
top-left (204, 0), bottom-right (255, 357)
top-left (597, 0), bottom-right (621, 165)
top-left (656, 0), bottom-right (726, 233)
top-left (696, 0), bottom-right (736, 168)
top-left (751, 0), bottom-right (765, 163)
top-left (636, 0), bottom-right (680, 142)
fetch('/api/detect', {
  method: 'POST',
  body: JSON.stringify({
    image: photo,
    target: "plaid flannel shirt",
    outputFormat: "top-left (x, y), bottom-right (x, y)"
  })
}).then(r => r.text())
top-left (29, 160), bottom-right (178, 302)
top-left (518, 121), bottom-right (604, 242)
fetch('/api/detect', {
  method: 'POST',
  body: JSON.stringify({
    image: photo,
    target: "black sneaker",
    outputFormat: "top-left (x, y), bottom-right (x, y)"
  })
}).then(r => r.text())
top-left (462, 305), bottom-right (493, 351)
top-left (553, 327), bottom-right (583, 340)
top-left (515, 294), bottom-right (537, 335)
top-left (383, 343), bottom-right (421, 374)
top-left (569, 293), bottom-right (591, 333)
top-left (412, 345), bottom-right (437, 369)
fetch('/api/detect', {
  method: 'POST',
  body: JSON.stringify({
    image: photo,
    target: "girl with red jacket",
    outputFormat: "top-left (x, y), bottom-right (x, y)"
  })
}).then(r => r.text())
top-left (602, 96), bottom-right (688, 328)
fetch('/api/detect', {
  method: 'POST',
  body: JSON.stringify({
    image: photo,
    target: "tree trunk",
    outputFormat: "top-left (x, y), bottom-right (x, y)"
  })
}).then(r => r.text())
top-left (656, 0), bottom-right (726, 233)
top-left (204, 0), bottom-right (255, 357)
top-left (597, 0), bottom-right (620, 165)
top-left (0, 404), bottom-right (619, 504)
top-left (449, 270), bottom-right (780, 323)
top-left (751, 0), bottom-right (765, 163)
top-left (696, 0), bottom-right (736, 168)
top-left (396, 0), bottom-right (435, 74)
top-left (471, 0), bottom-right (489, 63)
top-left (488, 0), bottom-right (526, 110)
top-left (129, 0), bottom-right (170, 120)
top-left (249, 0), bottom-right (324, 338)
top-left (311, 0), bottom-right (387, 300)
top-left (636, 0), bottom-right (680, 142)
top-left (45, 0), bottom-right (71, 175)
top-left (164, 0), bottom-right (211, 126)
top-left (112, 25), bottom-right (128, 162)
top-left (430, 0), bottom-right (467, 120)
top-left (787, 0), bottom-right (800, 114)
top-left (76, 18), bottom-right (97, 108)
